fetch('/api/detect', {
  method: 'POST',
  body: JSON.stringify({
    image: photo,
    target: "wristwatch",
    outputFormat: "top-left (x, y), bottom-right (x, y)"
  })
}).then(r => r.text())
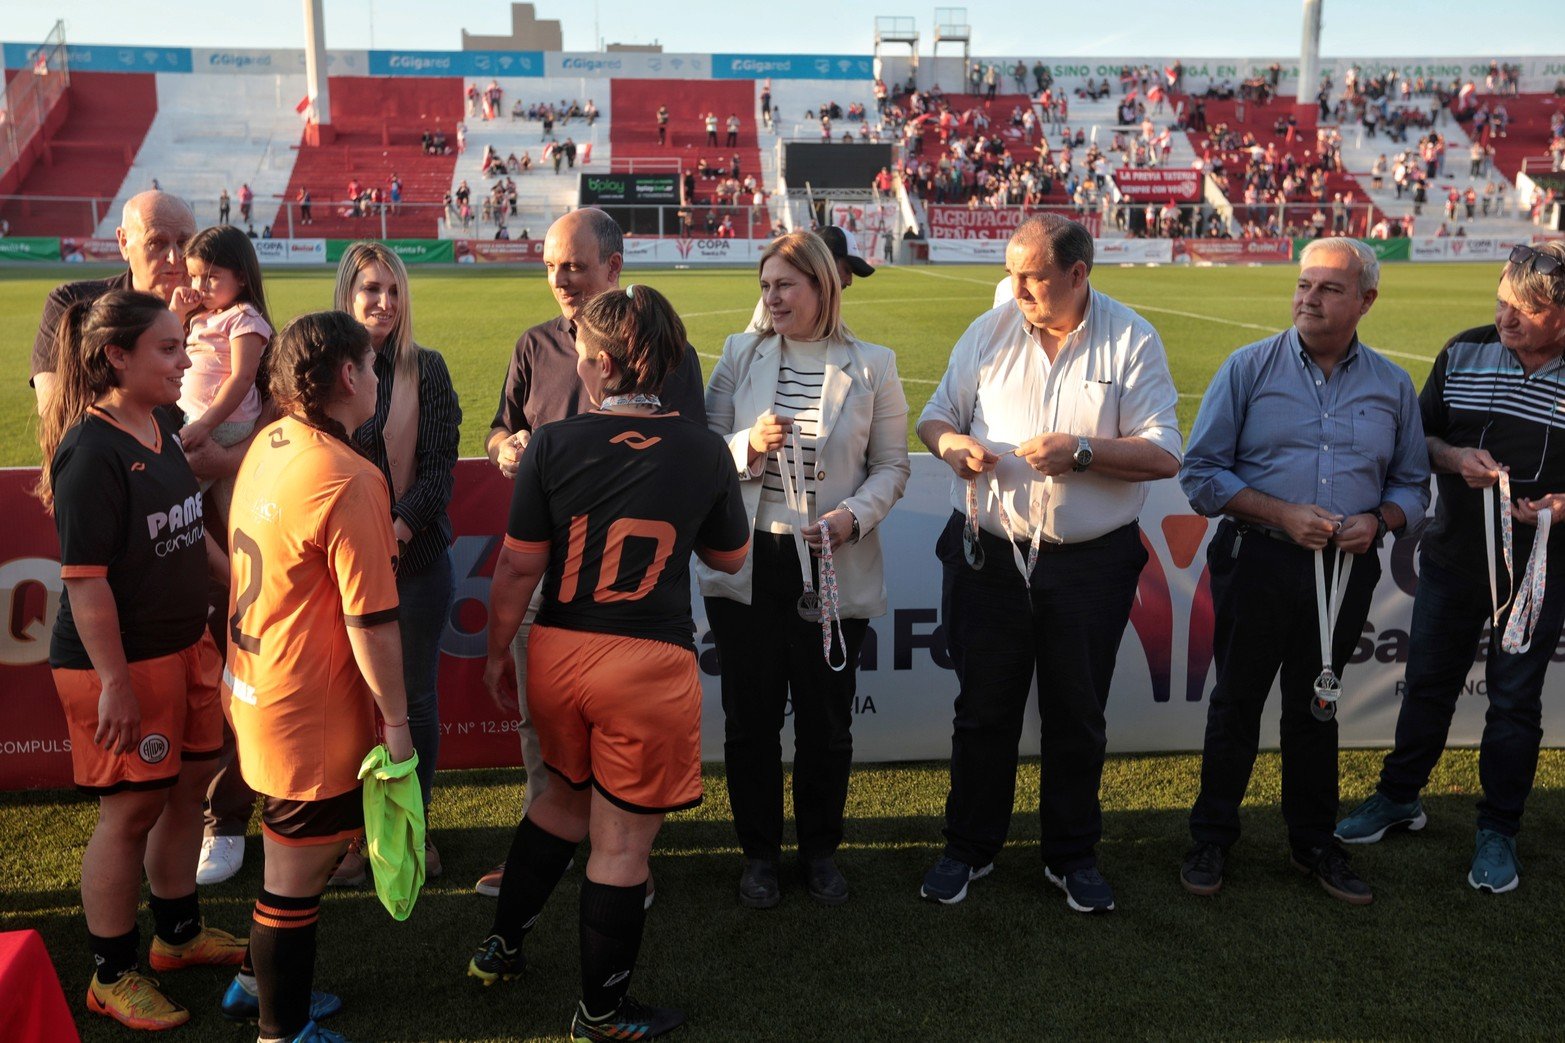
top-left (1371, 507), bottom-right (1390, 541)
top-left (837, 503), bottom-right (862, 543)
top-left (1072, 437), bottom-right (1094, 472)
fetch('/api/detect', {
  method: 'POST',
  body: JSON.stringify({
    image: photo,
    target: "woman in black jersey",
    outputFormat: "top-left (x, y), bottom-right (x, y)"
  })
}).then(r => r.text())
top-left (36, 290), bottom-right (244, 1031)
top-left (466, 284), bottom-right (749, 1042)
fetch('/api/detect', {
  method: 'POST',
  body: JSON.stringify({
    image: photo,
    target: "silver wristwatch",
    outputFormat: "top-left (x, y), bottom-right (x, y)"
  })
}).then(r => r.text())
top-left (1071, 436), bottom-right (1094, 472)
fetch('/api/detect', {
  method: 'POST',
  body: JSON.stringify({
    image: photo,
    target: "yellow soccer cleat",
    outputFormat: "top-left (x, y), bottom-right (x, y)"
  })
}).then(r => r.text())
top-left (86, 970), bottom-right (191, 1031)
top-left (148, 924), bottom-right (247, 972)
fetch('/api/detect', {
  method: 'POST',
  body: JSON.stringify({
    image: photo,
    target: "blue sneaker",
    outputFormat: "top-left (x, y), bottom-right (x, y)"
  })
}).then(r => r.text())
top-left (1468, 829), bottom-right (1519, 894)
top-left (1044, 865), bottom-right (1116, 913)
top-left (919, 855), bottom-right (993, 904)
top-left (1335, 793), bottom-right (1428, 844)
top-left (220, 975), bottom-right (343, 1023)
top-left (282, 1020), bottom-right (352, 1043)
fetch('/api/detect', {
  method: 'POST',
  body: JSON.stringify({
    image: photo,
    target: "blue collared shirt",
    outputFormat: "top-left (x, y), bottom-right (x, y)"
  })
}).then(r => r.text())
top-left (1180, 327), bottom-right (1430, 530)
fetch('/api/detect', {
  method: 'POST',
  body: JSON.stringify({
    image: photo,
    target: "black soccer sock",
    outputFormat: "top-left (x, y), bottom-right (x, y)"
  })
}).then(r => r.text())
top-left (578, 877), bottom-right (649, 1020)
top-left (491, 815), bottom-right (580, 948)
top-left (249, 889), bottom-right (319, 1040)
top-left (87, 925), bottom-right (139, 985)
top-left (239, 940), bottom-right (254, 978)
top-left (149, 889), bottom-right (201, 946)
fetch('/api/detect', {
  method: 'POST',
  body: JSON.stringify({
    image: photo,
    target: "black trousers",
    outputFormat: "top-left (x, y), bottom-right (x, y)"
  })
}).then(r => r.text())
top-left (1189, 521), bottom-right (1380, 852)
top-left (938, 511), bottom-right (1146, 874)
top-left (708, 532), bottom-right (869, 863)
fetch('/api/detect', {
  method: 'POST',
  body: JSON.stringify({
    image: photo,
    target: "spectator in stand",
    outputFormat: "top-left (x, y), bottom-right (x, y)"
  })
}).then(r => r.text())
top-left (218, 189), bottom-right (231, 226)
top-left (726, 113), bottom-right (741, 148)
top-left (238, 184), bottom-right (253, 226)
top-left (657, 105), bottom-right (670, 146)
top-left (706, 112), bottom-right (719, 147)
top-left (296, 187), bottom-right (312, 225)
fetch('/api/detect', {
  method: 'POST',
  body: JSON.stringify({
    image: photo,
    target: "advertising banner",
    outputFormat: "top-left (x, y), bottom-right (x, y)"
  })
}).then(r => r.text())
top-left (454, 239), bottom-right (545, 264)
top-left (1408, 235), bottom-right (1530, 262)
top-left (59, 238), bottom-right (124, 263)
top-left (926, 238), bottom-right (1009, 263)
top-left (8, 457), bottom-right (1546, 791)
top-left (926, 206), bottom-right (1032, 240)
top-left (621, 238), bottom-right (768, 265)
top-left (2, 43), bottom-right (192, 74)
top-left (252, 238), bottom-right (326, 265)
top-left (1176, 238), bottom-right (1293, 264)
top-left (1114, 168), bottom-right (1203, 202)
top-left (545, 53), bottom-right (711, 79)
top-left (189, 49), bottom-right (369, 75)
top-left (578, 173), bottom-right (680, 205)
top-left (366, 50), bottom-right (543, 78)
top-left (0, 237), bottom-right (61, 261)
top-left (712, 54), bottom-right (874, 80)
top-left (1091, 238), bottom-right (1176, 264)
top-left (325, 239), bottom-right (453, 264)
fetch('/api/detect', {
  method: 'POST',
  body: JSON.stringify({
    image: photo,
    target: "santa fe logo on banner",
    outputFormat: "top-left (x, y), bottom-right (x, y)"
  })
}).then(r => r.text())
top-left (0, 461), bottom-right (1540, 790)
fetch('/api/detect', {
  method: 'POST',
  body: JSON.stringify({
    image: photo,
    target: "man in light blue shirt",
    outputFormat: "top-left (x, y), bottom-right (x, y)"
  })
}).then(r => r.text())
top-left (1177, 237), bottom-right (1430, 905)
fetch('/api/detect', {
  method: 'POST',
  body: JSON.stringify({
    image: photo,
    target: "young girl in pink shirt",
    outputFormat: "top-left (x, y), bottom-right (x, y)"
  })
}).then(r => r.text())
top-left (169, 226), bottom-right (274, 461)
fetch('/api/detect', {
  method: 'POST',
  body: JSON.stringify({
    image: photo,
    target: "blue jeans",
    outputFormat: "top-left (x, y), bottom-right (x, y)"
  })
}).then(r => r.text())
top-left (398, 551), bottom-right (455, 811)
top-left (1378, 553), bottom-right (1565, 836)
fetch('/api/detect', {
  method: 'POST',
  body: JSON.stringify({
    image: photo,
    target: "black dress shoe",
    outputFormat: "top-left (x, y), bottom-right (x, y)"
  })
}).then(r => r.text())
top-left (738, 859), bottom-right (780, 909)
top-left (802, 857), bottom-right (848, 906)
top-left (1290, 843), bottom-right (1372, 905)
top-left (1180, 842), bottom-right (1225, 896)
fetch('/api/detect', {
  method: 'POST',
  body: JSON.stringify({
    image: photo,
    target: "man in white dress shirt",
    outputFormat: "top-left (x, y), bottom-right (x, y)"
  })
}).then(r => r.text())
top-left (916, 214), bottom-right (1183, 912)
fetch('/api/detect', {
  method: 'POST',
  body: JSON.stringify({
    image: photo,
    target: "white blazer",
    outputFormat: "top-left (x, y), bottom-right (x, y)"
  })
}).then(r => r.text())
top-left (696, 331), bottom-right (911, 618)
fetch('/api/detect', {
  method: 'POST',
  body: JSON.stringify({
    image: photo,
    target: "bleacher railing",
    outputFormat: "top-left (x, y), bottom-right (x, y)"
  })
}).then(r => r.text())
top-left (0, 24), bottom-right (70, 190)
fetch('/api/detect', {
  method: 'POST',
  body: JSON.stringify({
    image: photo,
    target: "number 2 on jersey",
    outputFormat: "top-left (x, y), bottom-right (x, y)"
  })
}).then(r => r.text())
top-left (229, 528), bottom-right (263, 653)
top-left (556, 515), bottom-right (675, 604)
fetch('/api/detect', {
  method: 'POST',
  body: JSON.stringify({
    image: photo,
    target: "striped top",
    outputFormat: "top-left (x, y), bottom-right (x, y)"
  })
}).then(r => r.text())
top-left (1420, 323), bottom-right (1565, 580)
top-left (756, 340), bottom-right (828, 534)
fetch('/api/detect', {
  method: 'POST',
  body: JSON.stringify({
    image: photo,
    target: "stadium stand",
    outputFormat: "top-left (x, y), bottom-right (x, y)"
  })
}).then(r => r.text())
top-left (92, 73), bottom-right (310, 236)
top-left (0, 71), bottom-right (157, 236)
top-left (610, 78), bottom-right (767, 235)
top-left (1455, 93), bottom-right (1564, 181)
top-left (1179, 95), bottom-right (1385, 236)
top-left (271, 76), bottom-right (463, 238)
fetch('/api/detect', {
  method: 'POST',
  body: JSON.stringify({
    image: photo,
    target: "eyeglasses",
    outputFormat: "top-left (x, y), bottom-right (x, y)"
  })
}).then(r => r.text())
top-left (1508, 244), bottom-right (1564, 277)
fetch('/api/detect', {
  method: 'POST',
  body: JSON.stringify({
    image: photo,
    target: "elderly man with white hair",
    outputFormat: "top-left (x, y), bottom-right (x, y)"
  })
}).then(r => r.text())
top-left (1177, 237), bottom-right (1431, 906)
top-left (1337, 240), bottom-right (1565, 896)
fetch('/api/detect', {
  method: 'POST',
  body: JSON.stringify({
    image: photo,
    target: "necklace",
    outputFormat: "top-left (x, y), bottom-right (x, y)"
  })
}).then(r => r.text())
top-left (599, 393), bottom-right (661, 410)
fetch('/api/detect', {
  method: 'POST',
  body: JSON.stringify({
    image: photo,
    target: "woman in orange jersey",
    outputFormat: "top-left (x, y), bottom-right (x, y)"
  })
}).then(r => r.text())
top-left (466, 285), bottom-right (749, 1042)
top-left (222, 311), bottom-right (413, 1043)
top-left (37, 290), bottom-right (245, 1032)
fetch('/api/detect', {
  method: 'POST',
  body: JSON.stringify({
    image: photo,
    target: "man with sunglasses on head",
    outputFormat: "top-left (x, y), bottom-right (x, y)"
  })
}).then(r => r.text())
top-left (1337, 241), bottom-right (1565, 895)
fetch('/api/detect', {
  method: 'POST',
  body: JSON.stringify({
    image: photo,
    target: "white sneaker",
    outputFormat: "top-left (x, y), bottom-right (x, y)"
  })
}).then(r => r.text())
top-left (196, 835), bottom-right (245, 885)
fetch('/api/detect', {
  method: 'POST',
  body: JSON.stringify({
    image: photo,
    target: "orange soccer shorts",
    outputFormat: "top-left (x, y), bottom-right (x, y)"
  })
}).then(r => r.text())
top-left (526, 624), bottom-right (704, 814)
top-left (51, 631), bottom-right (223, 795)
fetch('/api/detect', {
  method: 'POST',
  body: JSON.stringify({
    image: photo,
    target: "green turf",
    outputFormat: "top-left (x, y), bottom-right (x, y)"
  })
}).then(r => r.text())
top-left (0, 261), bottom-right (1535, 1040)
top-left (0, 261), bottom-right (1503, 466)
top-left (4, 753), bottom-right (1565, 1041)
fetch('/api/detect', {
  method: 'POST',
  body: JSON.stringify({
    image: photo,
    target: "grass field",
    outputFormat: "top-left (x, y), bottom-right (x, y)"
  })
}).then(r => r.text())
top-left (4, 261), bottom-right (1558, 1042)
top-left (0, 261), bottom-right (1507, 465)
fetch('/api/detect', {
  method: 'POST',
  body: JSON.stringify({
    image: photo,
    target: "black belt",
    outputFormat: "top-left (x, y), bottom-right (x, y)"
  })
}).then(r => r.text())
top-left (1230, 520), bottom-right (1297, 546)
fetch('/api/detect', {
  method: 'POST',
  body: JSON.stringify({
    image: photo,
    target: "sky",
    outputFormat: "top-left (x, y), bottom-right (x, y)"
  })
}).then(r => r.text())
top-left (1, 0), bottom-right (1559, 57)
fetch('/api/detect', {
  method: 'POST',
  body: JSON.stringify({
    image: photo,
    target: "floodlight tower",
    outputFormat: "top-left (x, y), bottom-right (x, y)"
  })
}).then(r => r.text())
top-left (1296, 0), bottom-right (1322, 129)
top-left (302, 0), bottom-right (333, 143)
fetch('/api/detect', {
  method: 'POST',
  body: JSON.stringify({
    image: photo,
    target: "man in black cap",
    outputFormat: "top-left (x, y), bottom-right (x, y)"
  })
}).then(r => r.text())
top-left (746, 225), bottom-right (874, 330)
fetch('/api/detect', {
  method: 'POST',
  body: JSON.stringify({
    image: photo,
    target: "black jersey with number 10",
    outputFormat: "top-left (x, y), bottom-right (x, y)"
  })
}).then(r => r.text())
top-left (507, 411), bottom-right (749, 649)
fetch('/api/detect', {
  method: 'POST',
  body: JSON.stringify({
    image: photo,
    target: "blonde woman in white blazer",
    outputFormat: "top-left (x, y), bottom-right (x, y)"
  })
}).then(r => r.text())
top-left (697, 231), bottom-right (910, 909)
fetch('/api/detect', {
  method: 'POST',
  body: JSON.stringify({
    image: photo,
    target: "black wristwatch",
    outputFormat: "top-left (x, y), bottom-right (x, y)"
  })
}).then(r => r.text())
top-left (1371, 507), bottom-right (1390, 541)
top-left (837, 503), bottom-right (862, 543)
top-left (1072, 436), bottom-right (1094, 472)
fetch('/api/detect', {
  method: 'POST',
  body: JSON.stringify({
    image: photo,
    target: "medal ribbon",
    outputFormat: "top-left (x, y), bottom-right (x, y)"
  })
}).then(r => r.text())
top-left (964, 477), bottom-right (983, 556)
top-left (1313, 547), bottom-right (1354, 698)
top-left (986, 470), bottom-right (1046, 589)
top-left (1502, 506), bottom-right (1551, 654)
top-left (776, 426), bottom-right (816, 602)
top-left (818, 530), bottom-right (847, 671)
top-left (1484, 472), bottom-right (1516, 627)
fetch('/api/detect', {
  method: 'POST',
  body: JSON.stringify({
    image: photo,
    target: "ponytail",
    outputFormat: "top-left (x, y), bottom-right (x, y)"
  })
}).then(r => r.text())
top-left (267, 310), bottom-right (372, 446)
top-left (576, 284), bottom-right (687, 398)
top-left (34, 290), bottom-right (170, 513)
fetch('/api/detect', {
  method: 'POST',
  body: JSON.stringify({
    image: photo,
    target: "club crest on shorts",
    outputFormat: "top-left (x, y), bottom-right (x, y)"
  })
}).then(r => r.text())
top-left (138, 733), bottom-right (171, 764)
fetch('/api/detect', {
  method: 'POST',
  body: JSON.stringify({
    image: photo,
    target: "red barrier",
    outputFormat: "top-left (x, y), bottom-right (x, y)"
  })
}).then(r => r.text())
top-left (0, 461), bottom-right (524, 791)
top-left (1174, 238), bottom-right (1294, 263)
